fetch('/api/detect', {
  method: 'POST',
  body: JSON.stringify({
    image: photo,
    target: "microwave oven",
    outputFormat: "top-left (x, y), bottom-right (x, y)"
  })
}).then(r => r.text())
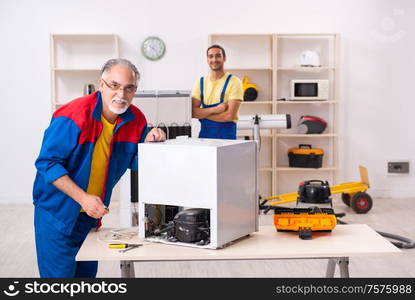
top-left (290, 79), bottom-right (329, 101)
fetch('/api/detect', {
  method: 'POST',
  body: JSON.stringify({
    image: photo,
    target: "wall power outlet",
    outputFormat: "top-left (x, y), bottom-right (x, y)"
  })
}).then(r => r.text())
top-left (387, 161), bottom-right (410, 174)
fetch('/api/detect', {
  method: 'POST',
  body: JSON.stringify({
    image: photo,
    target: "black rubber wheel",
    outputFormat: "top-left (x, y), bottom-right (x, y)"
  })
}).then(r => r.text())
top-left (341, 193), bottom-right (351, 206)
top-left (299, 229), bottom-right (312, 240)
top-left (350, 192), bottom-right (373, 214)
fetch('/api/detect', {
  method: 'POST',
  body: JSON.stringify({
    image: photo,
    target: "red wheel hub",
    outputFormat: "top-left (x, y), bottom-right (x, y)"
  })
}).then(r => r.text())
top-left (356, 197), bottom-right (368, 210)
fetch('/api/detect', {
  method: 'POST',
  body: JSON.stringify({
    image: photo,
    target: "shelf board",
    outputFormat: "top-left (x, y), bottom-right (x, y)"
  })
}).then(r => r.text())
top-left (52, 33), bottom-right (117, 38)
top-left (241, 101), bottom-right (273, 105)
top-left (276, 100), bottom-right (336, 104)
top-left (210, 33), bottom-right (273, 37)
top-left (277, 66), bottom-right (335, 71)
top-left (276, 134), bottom-right (337, 138)
top-left (227, 67), bottom-right (273, 71)
top-left (237, 134), bottom-right (273, 138)
top-left (276, 33), bottom-right (337, 38)
top-left (259, 167), bottom-right (273, 172)
top-left (52, 68), bottom-right (101, 72)
top-left (242, 100), bottom-right (338, 104)
top-left (276, 167), bottom-right (337, 171)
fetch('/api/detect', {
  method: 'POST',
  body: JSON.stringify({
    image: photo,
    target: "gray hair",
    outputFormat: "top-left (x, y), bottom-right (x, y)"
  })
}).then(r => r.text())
top-left (100, 58), bottom-right (140, 82)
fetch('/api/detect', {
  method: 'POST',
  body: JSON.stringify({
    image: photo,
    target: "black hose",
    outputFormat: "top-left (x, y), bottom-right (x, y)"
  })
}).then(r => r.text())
top-left (376, 231), bottom-right (415, 249)
top-left (336, 218), bottom-right (415, 249)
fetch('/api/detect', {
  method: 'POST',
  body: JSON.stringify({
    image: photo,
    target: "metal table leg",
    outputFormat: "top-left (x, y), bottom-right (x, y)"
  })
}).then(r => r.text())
top-left (338, 257), bottom-right (350, 278)
top-left (326, 258), bottom-right (337, 277)
top-left (326, 257), bottom-right (350, 278)
top-left (120, 260), bottom-right (135, 278)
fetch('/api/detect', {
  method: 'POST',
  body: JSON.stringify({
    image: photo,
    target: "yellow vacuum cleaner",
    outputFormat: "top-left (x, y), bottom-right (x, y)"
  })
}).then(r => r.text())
top-left (242, 76), bottom-right (259, 101)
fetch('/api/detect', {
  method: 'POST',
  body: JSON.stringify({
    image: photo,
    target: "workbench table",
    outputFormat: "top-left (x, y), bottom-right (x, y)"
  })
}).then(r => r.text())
top-left (76, 224), bottom-right (400, 278)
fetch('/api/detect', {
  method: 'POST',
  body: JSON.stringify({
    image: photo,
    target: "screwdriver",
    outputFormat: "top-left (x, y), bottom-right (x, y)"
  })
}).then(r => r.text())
top-left (108, 243), bottom-right (142, 249)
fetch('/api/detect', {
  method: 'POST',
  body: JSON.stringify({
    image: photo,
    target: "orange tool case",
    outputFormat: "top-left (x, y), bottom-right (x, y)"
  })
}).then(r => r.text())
top-left (288, 144), bottom-right (323, 168)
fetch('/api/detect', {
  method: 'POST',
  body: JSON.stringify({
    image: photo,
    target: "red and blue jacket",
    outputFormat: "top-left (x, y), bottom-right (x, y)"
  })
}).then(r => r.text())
top-left (33, 91), bottom-right (148, 235)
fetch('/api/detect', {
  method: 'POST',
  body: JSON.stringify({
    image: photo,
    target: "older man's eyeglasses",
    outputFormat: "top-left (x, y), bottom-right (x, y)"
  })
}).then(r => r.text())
top-left (101, 78), bottom-right (137, 94)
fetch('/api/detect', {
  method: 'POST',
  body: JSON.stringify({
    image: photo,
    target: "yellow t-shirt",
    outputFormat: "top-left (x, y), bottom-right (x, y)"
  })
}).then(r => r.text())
top-left (191, 72), bottom-right (243, 122)
top-left (86, 115), bottom-right (116, 199)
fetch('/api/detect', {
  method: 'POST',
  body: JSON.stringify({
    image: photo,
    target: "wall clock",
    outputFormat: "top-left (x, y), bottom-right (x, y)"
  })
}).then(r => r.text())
top-left (141, 36), bottom-right (166, 61)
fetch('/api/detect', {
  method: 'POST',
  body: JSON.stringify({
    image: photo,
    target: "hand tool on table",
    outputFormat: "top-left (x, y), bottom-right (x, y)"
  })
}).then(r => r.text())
top-left (108, 243), bottom-right (142, 253)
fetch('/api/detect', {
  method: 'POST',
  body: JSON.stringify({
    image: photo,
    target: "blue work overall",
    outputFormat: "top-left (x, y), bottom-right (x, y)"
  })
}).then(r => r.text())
top-left (34, 208), bottom-right (98, 278)
top-left (198, 74), bottom-right (237, 140)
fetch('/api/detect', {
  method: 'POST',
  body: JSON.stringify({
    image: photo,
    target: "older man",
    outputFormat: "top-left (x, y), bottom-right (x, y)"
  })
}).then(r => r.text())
top-left (33, 58), bottom-right (165, 278)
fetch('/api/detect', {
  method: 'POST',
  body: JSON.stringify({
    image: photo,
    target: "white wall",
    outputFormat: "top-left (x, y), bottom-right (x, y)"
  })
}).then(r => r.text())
top-left (1, 0), bottom-right (414, 203)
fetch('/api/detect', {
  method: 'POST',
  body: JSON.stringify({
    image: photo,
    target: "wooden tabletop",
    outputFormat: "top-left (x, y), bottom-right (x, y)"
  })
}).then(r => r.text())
top-left (76, 224), bottom-right (400, 262)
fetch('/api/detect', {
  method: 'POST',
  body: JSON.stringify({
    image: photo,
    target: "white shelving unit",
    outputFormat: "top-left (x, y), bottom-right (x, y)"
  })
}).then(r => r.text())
top-left (50, 34), bottom-right (119, 111)
top-left (209, 33), bottom-right (340, 196)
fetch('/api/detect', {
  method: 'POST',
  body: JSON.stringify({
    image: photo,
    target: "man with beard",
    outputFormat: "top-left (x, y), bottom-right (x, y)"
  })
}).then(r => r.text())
top-left (33, 58), bottom-right (165, 278)
top-left (191, 44), bottom-right (243, 139)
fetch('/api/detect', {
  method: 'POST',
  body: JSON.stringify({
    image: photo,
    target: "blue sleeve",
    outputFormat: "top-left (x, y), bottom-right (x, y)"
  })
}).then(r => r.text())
top-left (130, 124), bottom-right (148, 170)
top-left (139, 124), bottom-right (149, 144)
top-left (34, 116), bottom-right (80, 183)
